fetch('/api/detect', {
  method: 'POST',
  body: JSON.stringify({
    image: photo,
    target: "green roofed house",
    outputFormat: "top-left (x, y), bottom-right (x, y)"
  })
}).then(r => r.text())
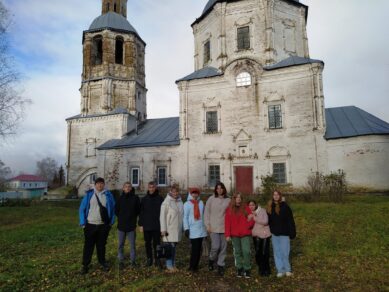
top-left (65, 0), bottom-right (389, 195)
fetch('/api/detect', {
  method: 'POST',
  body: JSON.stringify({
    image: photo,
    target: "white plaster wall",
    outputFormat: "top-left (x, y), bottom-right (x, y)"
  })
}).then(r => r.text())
top-left (327, 136), bottom-right (389, 190)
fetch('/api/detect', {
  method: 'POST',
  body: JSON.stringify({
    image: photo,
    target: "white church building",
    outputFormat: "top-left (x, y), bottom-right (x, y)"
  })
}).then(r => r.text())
top-left (66, 0), bottom-right (389, 194)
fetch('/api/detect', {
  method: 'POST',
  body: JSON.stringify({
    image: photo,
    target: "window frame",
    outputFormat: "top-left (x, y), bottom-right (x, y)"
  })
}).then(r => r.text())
top-left (157, 166), bottom-right (167, 186)
top-left (237, 26), bottom-right (250, 50)
top-left (203, 40), bottom-right (211, 66)
top-left (272, 163), bottom-right (287, 184)
top-left (130, 167), bottom-right (140, 187)
top-left (92, 36), bottom-right (103, 66)
top-left (208, 164), bottom-right (221, 187)
top-left (236, 72), bottom-right (252, 87)
top-left (268, 104), bottom-right (283, 130)
top-left (115, 37), bottom-right (124, 65)
top-left (206, 111), bottom-right (218, 134)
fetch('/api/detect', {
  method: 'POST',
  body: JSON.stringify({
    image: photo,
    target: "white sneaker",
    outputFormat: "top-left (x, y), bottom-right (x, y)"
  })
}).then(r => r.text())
top-left (277, 273), bottom-right (284, 278)
top-left (286, 272), bottom-right (293, 277)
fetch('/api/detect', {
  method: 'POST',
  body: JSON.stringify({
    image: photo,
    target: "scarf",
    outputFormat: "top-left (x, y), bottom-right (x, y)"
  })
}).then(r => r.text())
top-left (190, 199), bottom-right (200, 220)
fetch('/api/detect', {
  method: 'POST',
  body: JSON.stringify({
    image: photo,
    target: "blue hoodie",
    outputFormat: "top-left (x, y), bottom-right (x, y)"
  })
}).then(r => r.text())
top-left (79, 189), bottom-right (116, 226)
top-left (183, 194), bottom-right (207, 239)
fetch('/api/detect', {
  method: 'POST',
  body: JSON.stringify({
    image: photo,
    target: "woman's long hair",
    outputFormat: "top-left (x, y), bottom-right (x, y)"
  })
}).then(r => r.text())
top-left (214, 182), bottom-right (227, 197)
top-left (267, 190), bottom-right (282, 215)
top-left (229, 192), bottom-right (247, 216)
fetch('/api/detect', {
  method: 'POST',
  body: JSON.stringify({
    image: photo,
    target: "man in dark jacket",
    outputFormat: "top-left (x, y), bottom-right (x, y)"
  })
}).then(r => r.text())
top-left (138, 181), bottom-right (164, 267)
top-left (115, 182), bottom-right (140, 268)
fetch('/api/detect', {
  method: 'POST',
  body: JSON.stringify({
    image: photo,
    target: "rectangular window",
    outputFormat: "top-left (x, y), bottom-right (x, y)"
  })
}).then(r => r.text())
top-left (157, 167), bottom-right (167, 186)
top-left (268, 105), bottom-right (282, 129)
top-left (206, 111), bottom-right (218, 133)
top-left (130, 168), bottom-right (140, 186)
top-left (237, 26), bottom-right (250, 50)
top-left (203, 40), bottom-right (211, 65)
top-left (208, 165), bottom-right (220, 186)
top-left (273, 163), bottom-right (286, 184)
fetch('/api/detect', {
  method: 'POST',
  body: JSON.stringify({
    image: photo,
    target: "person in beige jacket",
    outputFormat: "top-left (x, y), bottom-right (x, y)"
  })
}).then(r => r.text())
top-left (160, 185), bottom-right (184, 272)
top-left (204, 182), bottom-right (231, 276)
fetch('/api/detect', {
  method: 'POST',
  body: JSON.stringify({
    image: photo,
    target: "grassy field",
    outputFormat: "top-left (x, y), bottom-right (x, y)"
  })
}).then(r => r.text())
top-left (0, 196), bottom-right (388, 291)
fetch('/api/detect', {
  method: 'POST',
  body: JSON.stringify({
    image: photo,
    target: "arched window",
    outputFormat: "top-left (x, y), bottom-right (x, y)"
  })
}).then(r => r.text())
top-left (92, 36), bottom-right (103, 65)
top-left (236, 72), bottom-right (251, 87)
top-left (115, 37), bottom-right (124, 64)
top-left (114, 2), bottom-right (117, 12)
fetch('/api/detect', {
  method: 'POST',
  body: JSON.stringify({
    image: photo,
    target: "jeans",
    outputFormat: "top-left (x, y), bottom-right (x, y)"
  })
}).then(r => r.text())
top-left (165, 243), bottom-right (177, 269)
top-left (271, 235), bottom-right (291, 273)
top-left (82, 223), bottom-right (111, 266)
top-left (117, 230), bottom-right (136, 262)
top-left (231, 236), bottom-right (251, 271)
top-left (209, 233), bottom-right (227, 267)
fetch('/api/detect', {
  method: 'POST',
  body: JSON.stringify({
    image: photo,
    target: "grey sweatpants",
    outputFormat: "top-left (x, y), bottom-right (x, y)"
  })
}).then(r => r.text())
top-left (117, 230), bottom-right (136, 262)
top-left (209, 232), bottom-right (227, 267)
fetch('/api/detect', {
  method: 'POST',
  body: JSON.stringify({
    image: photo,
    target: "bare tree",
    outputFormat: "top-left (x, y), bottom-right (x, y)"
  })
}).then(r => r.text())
top-left (35, 157), bottom-right (58, 185)
top-left (0, 159), bottom-right (12, 191)
top-left (0, 1), bottom-right (30, 140)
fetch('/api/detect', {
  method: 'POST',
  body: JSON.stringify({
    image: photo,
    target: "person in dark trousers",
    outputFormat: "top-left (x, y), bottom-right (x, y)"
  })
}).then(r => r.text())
top-left (138, 181), bottom-right (164, 267)
top-left (79, 177), bottom-right (115, 274)
top-left (115, 182), bottom-right (140, 269)
top-left (183, 187), bottom-right (207, 272)
top-left (267, 190), bottom-right (296, 278)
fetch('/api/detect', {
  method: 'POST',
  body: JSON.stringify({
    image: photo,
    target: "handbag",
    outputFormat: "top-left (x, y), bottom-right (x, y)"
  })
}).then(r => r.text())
top-left (156, 237), bottom-right (173, 259)
top-left (95, 193), bottom-right (110, 225)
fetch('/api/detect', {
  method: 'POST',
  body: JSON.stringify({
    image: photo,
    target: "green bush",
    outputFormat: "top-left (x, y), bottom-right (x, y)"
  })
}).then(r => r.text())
top-left (323, 169), bottom-right (347, 203)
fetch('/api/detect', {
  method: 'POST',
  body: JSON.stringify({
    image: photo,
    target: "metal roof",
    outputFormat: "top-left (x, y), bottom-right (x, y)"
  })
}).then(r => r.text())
top-left (176, 66), bottom-right (223, 83)
top-left (325, 106), bottom-right (389, 140)
top-left (66, 107), bottom-right (132, 121)
top-left (264, 55), bottom-right (323, 70)
top-left (87, 12), bottom-right (138, 34)
top-left (97, 117), bottom-right (180, 150)
top-left (9, 175), bottom-right (47, 182)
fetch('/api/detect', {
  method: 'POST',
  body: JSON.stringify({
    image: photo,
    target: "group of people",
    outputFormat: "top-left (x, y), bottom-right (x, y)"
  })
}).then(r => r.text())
top-left (79, 178), bottom-right (296, 279)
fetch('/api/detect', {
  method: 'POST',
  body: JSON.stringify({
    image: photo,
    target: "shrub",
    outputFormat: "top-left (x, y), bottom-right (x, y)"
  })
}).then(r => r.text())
top-left (260, 174), bottom-right (277, 201)
top-left (306, 172), bottom-right (324, 201)
top-left (324, 169), bottom-right (347, 203)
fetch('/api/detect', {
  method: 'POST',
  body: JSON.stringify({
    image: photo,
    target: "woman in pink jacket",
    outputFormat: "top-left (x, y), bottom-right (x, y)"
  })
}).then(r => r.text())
top-left (248, 200), bottom-right (271, 277)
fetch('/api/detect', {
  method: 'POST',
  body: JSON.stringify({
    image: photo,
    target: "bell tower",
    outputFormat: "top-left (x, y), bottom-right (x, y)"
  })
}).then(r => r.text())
top-left (80, 0), bottom-right (147, 120)
top-left (102, 0), bottom-right (127, 17)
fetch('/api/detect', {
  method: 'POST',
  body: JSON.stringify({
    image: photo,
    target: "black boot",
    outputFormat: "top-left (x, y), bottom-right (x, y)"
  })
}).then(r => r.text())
top-left (146, 258), bottom-right (153, 267)
top-left (80, 265), bottom-right (88, 275)
top-left (208, 260), bottom-right (214, 271)
top-left (217, 265), bottom-right (225, 276)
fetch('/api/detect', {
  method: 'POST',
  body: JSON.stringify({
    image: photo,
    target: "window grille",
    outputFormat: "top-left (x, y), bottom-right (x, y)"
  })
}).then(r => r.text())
top-left (208, 165), bottom-right (220, 186)
top-left (237, 26), bottom-right (250, 50)
top-left (206, 111), bottom-right (218, 133)
top-left (273, 163), bottom-right (286, 184)
top-left (236, 72), bottom-right (251, 87)
top-left (268, 105), bottom-right (282, 129)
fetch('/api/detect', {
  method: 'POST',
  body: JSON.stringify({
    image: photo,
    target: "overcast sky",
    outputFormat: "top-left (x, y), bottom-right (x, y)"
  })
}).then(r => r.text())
top-left (1, 0), bottom-right (388, 175)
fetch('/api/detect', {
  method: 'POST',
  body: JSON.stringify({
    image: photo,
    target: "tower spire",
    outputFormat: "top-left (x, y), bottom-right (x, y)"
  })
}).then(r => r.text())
top-left (102, 0), bottom-right (127, 18)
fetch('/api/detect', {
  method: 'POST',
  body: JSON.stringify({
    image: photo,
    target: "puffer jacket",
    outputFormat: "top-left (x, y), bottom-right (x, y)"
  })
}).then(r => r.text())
top-left (183, 194), bottom-right (207, 239)
top-left (252, 207), bottom-right (271, 239)
top-left (160, 193), bottom-right (184, 243)
top-left (79, 188), bottom-right (115, 226)
top-left (204, 195), bottom-right (231, 233)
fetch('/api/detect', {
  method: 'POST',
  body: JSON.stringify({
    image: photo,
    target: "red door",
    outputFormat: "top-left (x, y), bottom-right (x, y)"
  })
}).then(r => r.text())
top-left (235, 166), bottom-right (253, 195)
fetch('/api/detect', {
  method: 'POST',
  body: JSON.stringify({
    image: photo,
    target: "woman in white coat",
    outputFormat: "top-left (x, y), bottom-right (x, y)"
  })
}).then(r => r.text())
top-left (160, 185), bottom-right (184, 272)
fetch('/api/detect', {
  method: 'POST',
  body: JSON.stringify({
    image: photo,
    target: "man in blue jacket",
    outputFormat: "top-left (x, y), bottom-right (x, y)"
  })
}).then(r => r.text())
top-left (79, 177), bottom-right (115, 274)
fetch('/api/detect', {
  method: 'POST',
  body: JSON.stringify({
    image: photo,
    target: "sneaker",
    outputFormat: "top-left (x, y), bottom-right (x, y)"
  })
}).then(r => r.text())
top-left (217, 265), bottom-right (225, 276)
top-left (80, 265), bottom-right (88, 275)
top-left (208, 260), bottom-right (214, 271)
top-left (286, 272), bottom-right (293, 277)
top-left (244, 270), bottom-right (251, 279)
top-left (237, 268), bottom-right (244, 278)
top-left (277, 272), bottom-right (284, 278)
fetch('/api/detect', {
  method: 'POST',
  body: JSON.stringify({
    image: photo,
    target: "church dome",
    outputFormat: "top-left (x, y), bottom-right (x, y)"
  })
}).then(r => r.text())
top-left (88, 11), bottom-right (138, 34)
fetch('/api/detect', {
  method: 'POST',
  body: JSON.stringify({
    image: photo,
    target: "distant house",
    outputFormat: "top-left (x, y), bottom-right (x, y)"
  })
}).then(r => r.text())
top-left (6, 175), bottom-right (48, 199)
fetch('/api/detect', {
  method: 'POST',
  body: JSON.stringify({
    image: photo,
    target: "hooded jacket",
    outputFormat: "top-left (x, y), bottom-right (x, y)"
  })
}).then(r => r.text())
top-left (225, 206), bottom-right (254, 238)
top-left (268, 201), bottom-right (296, 238)
top-left (115, 188), bottom-right (140, 232)
top-left (79, 188), bottom-right (115, 226)
top-left (138, 189), bottom-right (164, 231)
top-left (160, 193), bottom-right (184, 243)
top-left (183, 194), bottom-right (207, 239)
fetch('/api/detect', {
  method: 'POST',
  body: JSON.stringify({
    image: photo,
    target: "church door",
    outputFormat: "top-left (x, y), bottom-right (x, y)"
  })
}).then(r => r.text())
top-left (235, 166), bottom-right (253, 195)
